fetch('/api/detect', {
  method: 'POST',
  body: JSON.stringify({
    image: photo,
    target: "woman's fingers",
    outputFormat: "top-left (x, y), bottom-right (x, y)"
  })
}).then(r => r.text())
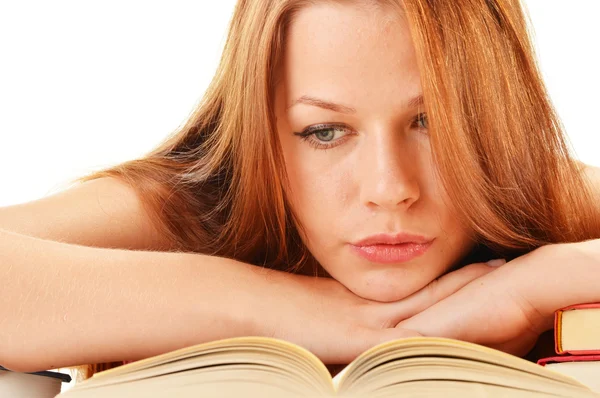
top-left (380, 260), bottom-right (505, 326)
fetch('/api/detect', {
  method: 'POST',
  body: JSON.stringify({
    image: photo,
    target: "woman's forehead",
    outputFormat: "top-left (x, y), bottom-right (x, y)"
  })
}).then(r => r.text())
top-left (279, 1), bottom-right (421, 114)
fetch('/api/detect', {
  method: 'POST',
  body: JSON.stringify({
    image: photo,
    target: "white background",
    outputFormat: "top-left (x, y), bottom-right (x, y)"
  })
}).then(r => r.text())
top-left (0, 1), bottom-right (599, 208)
top-left (0, 0), bottom-right (598, 391)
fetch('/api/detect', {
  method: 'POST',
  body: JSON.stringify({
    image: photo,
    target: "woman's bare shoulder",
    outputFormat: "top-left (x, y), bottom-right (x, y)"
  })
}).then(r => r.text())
top-left (0, 177), bottom-right (177, 251)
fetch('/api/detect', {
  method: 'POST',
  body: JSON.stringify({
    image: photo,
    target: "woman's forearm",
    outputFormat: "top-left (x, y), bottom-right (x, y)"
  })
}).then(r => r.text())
top-left (520, 239), bottom-right (600, 318)
top-left (0, 228), bottom-right (289, 372)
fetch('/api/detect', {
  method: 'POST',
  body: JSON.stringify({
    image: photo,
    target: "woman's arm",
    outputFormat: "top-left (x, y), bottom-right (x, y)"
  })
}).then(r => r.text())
top-left (518, 239), bottom-right (600, 318)
top-left (396, 240), bottom-right (600, 356)
top-left (0, 228), bottom-right (269, 372)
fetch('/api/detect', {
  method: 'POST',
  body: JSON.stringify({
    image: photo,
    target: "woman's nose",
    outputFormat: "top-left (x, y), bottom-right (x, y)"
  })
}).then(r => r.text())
top-left (357, 130), bottom-right (420, 211)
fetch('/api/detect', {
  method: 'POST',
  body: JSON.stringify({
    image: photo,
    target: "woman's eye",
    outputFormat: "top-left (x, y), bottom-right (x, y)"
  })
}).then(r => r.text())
top-left (293, 124), bottom-right (350, 150)
top-left (314, 129), bottom-right (336, 142)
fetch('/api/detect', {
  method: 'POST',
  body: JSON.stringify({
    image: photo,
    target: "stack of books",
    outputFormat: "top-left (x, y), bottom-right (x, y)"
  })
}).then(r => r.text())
top-left (538, 303), bottom-right (600, 392)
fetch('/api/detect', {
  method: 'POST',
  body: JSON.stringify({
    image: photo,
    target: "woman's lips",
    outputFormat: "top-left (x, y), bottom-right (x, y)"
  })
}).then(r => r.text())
top-left (348, 240), bottom-right (433, 264)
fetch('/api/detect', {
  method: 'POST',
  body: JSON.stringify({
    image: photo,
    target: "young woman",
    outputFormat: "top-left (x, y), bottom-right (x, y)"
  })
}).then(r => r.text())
top-left (1, 0), bottom-right (599, 380)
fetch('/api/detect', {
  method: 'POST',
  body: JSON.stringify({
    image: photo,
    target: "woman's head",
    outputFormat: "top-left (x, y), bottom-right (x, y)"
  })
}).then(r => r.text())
top-left (76, 0), bottom-right (600, 302)
top-left (273, 1), bottom-right (474, 301)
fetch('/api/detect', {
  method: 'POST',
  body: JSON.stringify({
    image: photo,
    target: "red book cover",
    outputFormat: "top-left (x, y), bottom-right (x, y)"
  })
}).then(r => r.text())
top-left (538, 355), bottom-right (600, 366)
top-left (554, 303), bottom-right (600, 355)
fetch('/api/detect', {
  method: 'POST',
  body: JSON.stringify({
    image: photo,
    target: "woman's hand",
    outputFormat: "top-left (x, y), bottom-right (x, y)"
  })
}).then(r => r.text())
top-left (263, 239), bottom-right (600, 365)
top-left (255, 259), bottom-right (498, 365)
top-left (395, 242), bottom-right (600, 356)
top-left (254, 272), bottom-right (420, 365)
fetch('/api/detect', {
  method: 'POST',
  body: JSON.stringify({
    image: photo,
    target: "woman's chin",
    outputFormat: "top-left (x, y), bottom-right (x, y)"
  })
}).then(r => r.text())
top-left (343, 270), bottom-right (431, 303)
top-left (353, 288), bottom-right (410, 303)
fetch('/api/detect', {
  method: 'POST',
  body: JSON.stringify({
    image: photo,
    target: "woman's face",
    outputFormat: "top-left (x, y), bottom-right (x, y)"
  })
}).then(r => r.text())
top-left (274, 2), bottom-right (475, 302)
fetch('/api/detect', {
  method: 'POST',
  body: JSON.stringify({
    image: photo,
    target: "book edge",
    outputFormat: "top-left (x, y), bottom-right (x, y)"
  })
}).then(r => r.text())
top-left (555, 303), bottom-right (600, 355)
top-left (89, 336), bottom-right (332, 384)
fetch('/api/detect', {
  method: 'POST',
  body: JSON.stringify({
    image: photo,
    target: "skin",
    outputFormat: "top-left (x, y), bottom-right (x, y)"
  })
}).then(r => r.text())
top-left (274, 1), bottom-right (477, 303)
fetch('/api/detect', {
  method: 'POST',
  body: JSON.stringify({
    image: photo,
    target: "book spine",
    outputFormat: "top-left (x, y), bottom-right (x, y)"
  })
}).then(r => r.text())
top-left (554, 309), bottom-right (564, 354)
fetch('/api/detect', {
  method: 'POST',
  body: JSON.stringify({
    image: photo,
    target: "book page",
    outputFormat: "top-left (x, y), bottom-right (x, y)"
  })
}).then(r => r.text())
top-left (546, 362), bottom-right (600, 393)
top-left (562, 308), bottom-right (600, 351)
top-left (68, 337), bottom-right (335, 395)
top-left (334, 337), bottom-right (592, 396)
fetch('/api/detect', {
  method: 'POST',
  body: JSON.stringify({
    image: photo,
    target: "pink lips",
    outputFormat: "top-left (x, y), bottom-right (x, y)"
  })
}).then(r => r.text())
top-left (349, 233), bottom-right (434, 264)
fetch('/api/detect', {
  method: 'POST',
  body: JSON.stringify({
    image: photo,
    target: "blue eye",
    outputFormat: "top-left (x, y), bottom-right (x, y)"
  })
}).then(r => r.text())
top-left (293, 124), bottom-right (351, 150)
top-left (314, 129), bottom-right (336, 142)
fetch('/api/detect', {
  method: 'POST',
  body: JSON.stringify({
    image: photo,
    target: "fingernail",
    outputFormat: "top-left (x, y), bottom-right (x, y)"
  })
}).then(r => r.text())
top-left (486, 258), bottom-right (507, 267)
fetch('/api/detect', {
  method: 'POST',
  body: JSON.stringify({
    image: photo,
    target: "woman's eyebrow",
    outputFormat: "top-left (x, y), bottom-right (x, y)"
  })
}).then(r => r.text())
top-left (287, 94), bottom-right (424, 114)
top-left (287, 95), bottom-right (357, 114)
top-left (406, 94), bottom-right (424, 109)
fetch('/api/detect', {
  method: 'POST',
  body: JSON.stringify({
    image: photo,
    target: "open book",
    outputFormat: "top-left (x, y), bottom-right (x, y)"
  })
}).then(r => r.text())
top-left (59, 336), bottom-right (599, 397)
